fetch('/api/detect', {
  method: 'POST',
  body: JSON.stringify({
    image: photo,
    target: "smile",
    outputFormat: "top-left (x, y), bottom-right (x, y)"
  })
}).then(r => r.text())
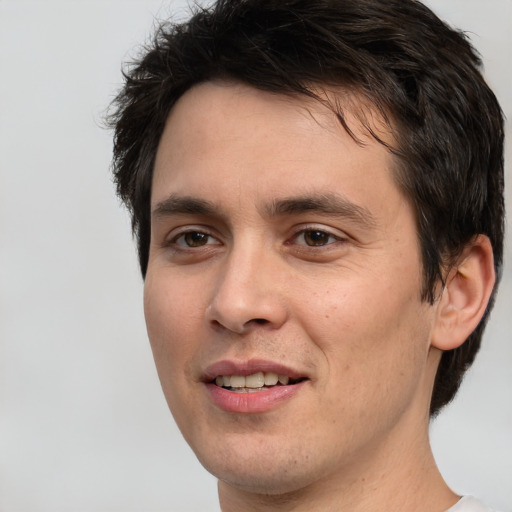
top-left (214, 372), bottom-right (305, 392)
top-left (204, 361), bottom-right (309, 413)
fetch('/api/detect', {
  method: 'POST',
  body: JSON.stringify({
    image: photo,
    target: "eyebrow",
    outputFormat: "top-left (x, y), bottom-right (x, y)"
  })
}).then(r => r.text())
top-left (265, 194), bottom-right (376, 229)
top-left (152, 192), bottom-right (376, 230)
top-left (152, 195), bottom-right (219, 219)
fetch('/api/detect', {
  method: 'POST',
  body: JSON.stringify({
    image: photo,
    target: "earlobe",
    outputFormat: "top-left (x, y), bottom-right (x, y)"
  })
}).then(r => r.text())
top-left (431, 235), bottom-right (495, 351)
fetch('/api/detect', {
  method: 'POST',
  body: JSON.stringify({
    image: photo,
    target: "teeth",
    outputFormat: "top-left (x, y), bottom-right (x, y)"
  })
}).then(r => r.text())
top-left (215, 372), bottom-right (293, 389)
top-left (245, 372), bottom-right (264, 388)
top-left (264, 372), bottom-right (279, 386)
top-left (229, 375), bottom-right (246, 388)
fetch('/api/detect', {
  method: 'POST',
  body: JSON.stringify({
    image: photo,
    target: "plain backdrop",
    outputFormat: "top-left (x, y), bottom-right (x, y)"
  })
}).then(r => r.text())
top-left (0, 1), bottom-right (510, 511)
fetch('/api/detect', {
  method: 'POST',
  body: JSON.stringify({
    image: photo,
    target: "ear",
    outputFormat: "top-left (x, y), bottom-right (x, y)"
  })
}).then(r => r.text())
top-left (431, 235), bottom-right (495, 351)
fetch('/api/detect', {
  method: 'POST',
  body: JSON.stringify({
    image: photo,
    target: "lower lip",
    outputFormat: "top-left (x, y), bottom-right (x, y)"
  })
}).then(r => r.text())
top-left (205, 382), bottom-right (306, 414)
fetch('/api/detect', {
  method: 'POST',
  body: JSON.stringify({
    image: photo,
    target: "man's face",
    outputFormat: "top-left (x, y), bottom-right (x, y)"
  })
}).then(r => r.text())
top-left (145, 82), bottom-right (440, 494)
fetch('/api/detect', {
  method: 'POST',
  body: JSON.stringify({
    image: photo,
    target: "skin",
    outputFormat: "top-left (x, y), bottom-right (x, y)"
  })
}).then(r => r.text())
top-left (145, 81), bottom-right (463, 511)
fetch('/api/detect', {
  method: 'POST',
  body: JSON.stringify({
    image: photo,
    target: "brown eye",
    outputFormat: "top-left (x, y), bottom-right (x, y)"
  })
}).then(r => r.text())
top-left (293, 229), bottom-right (342, 247)
top-left (303, 230), bottom-right (332, 246)
top-left (174, 231), bottom-right (220, 248)
top-left (184, 232), bottom-right (208, 247)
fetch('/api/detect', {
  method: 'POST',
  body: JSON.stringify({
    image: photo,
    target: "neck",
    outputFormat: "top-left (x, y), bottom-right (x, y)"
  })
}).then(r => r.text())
top-left (218, 410), bottom-right (458, 512)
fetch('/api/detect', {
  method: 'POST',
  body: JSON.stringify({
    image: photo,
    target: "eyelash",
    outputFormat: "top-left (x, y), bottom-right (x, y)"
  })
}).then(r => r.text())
top-left (289, 227), bottom-right (344, 247)
top-left (169, 229), bottom-right (220, 248)
top-left (166, 226), bottom-right (345, 250)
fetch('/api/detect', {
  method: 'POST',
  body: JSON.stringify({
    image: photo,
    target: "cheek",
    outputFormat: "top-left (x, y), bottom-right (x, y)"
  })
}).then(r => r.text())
top-left (143, 272), bottom-right (200, 382)
top-left (145, 268), bottom-right (202, 335)
top-left (297, 271), bottom-right (432, 405)
top-left (143, 273), bottom-right (204, 430)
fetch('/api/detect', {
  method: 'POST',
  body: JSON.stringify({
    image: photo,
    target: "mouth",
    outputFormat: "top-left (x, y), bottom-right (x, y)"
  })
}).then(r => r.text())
top-left (211, 372), bottom-right (307, 393)
top-left (202, 360), bottom-right (310, 411)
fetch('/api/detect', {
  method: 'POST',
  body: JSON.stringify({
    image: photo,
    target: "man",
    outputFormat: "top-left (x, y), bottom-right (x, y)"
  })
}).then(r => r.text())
top-left (108, 0), bottom-right (505, 510)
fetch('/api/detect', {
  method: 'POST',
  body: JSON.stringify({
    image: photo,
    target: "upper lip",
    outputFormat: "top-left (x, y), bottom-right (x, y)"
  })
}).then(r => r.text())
top-left (202, 359), bottom-right (307, 382)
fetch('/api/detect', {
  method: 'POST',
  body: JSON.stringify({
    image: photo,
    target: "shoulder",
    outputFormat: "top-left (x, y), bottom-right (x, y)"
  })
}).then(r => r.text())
top-left (446, 496), bottom-right (501, 512)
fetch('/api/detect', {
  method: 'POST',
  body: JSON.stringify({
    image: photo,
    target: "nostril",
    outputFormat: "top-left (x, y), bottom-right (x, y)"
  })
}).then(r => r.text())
top-left (252, 318), bottom-right (268, 325)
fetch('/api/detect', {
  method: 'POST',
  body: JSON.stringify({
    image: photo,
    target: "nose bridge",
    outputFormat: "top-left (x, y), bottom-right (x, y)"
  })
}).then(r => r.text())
top-left (207, 235), bottom-right (287, 333)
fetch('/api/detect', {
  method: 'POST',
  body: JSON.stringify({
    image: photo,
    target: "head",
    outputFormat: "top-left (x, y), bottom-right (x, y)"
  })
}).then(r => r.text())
top-left (111, 0), bottom-right (504, 458)
top-left (109, 0), bottom-right (504, 418)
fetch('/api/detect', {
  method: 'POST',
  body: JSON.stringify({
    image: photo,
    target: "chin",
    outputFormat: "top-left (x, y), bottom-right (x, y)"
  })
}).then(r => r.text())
top-left (213, 464), bottom-right (314, 496)
top-left (193, 436), bottom-right (324, 496)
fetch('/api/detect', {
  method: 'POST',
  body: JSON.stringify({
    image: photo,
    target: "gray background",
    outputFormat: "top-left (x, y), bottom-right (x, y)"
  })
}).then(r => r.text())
top-left (0, 1), bottom-right (510, 511)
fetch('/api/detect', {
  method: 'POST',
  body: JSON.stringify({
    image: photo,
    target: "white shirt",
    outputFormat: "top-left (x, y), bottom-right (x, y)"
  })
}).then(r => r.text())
top-left (446, 496), bottom-right (497, 512)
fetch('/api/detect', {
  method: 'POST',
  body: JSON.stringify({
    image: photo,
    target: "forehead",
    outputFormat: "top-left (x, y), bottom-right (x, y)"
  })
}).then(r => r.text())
top-left (152, 81), bottom-right (403, 220)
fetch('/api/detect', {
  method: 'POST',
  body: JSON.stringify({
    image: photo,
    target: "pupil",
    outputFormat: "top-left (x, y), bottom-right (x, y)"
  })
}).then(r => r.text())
top-left (305, 230), bottom-right (328, 246)
top-left (185, 232), bottom-right (207, 246)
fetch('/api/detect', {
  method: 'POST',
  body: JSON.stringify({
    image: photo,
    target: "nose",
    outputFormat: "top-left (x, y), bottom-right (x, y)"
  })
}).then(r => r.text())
top-left (206, 243), bottom-right (288, 334)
